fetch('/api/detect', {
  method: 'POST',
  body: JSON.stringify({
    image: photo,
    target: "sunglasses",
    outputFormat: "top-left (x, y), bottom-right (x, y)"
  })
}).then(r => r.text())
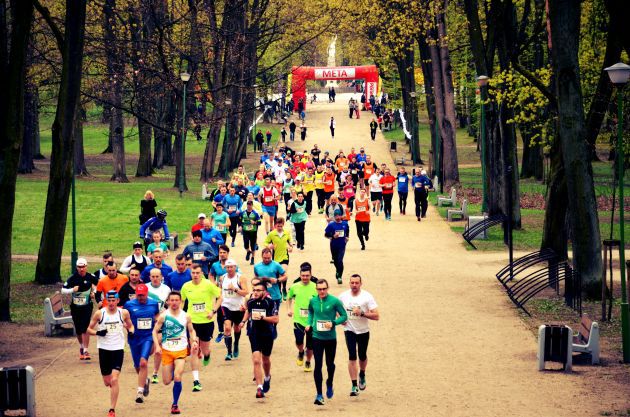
top-left (253, 289), bottom-right (265, 292)
top-left (316, 288), bottom-right (328, 291)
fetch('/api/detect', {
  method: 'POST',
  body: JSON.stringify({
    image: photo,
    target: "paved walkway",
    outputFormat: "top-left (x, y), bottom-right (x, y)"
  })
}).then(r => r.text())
top-left (34, 93), bottom-right (628, 416)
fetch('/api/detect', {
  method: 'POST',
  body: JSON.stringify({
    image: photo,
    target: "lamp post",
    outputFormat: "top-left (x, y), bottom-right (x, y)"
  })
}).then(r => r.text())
top-left (605, 62), bottom-right (630, 363)
top-left (179, 71), bottom-right (191, 197)
top-left (477, 75), bottom-right (489, 213)
top-left (409, 91), bottom-right (417, 163)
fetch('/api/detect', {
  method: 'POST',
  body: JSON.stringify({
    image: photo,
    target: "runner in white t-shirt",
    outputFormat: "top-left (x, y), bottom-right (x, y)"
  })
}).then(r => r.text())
top-left (338, 274), bottom-right (379, 396)
top-left (147, 268), bottom-right (171, 383)
top-left (368, 169), bottom-right (383, 215)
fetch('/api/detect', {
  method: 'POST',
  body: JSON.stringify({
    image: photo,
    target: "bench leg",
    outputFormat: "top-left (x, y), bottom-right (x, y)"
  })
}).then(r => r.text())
top-left (537, 325), bottom-right (546, 371)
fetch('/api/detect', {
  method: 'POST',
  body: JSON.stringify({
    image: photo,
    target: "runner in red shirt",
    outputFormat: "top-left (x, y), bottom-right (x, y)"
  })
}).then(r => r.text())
top-left (354, 188), bottom-right (371, 250)
top-left (379, 168), bottom-right (396, 220)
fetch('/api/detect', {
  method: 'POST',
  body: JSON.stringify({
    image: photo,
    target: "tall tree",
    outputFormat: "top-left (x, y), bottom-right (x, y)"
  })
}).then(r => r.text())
top-left (35, 0), bottom-right (88, 284)
top-left (0, 0), bottom-right (35, 321)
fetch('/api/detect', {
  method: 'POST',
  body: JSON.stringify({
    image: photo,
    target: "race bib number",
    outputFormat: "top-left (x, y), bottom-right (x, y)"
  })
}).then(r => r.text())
top-left (193, 252), bottom-right (203, 261)
top-left (264, 196), bottom-right (273, 203)
top-left (229, 205), bottom-right (237, 212)
top-left (296, 207), bottom-right (304, 213)
top-left (192, 303), bottom-right (206, 313)
top-left (216, 224), bottom-right (226, 232)
top-left (335, 230), bottom-right (345, 238)
top-left (316, 178), bottom-right (323, 184)
top-left (399, 177), bottom-right (406, 183)
top-left (243, 224), bottom-right (254, 231)
top-left (385, 183), bottom-right (393, 189)
top-left (252, 309), bottom-right (266, 320)
top-left (316, 320), bottom-right (332, 332)
top-left (415, 182), bottom-right (422, 188)
top-left (357, 206), bottom-right (366, 213)
top-left (224, 289), bottom-right (235, 297)
top-left (347, 308), bottom-right (361, 320)
top-left (137, 318), bottom-right (152, 330)
top-left (72, 295), bottom-right (88, 306)
top-left (106, 322), bottom-right (121, 332)
top-left (163, 337), bottom-right (182, 350)
top-left (299, 308), bottom-right (309, 318)
top-left (325, 180), bottom-right (332, 185)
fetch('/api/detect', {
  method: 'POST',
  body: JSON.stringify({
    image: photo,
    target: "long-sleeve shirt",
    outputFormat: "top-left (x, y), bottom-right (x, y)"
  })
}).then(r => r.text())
top-left (201, 228), bottom-right (225, 255)
top-left (140, 217), bottom-right (170, 240)
top-left (182, 241), bottom-right (215, 275)
top-left (308, 295), bottom-right (348, 340)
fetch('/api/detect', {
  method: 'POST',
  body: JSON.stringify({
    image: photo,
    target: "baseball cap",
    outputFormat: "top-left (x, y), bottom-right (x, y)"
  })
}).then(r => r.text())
top-left (106, 290), bottom-right (119, 299)
top-left (334, 209), bottom-right (344, 216)
top-left (192, 230), bottom-right (202, 238)
top-left (135, 284), bottom-right (149, 295)
top-left (133, 241), bottom-right (143, 249)
top-left (198, 213), bottom-right (206, 219)
top-left (225, 259), bottom-right (237, 267)
top-left (76, 258), bottom-right (88, 267)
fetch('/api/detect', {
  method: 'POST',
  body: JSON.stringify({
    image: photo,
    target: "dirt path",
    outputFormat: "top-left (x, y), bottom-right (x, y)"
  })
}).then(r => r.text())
top-left (32, 94), bottom-right (628, 416)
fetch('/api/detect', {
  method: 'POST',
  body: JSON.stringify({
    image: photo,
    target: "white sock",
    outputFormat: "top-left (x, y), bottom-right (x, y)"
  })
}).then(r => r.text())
top-left (257, 384), bottom-right (263, 390)
top-left (264, 375), bottom-right (271, 382)
top-left (137, 386), bottom-right (143, 393)
top-left (192, 370), bottom-right (199, 381)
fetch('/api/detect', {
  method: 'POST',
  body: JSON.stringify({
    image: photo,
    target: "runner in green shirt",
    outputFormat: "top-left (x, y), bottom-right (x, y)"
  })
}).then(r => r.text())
top-left (181, 264), bottom-right (222, 391)
top-left (287, 266), bottom-right (318, 371)
top-left (264, 217), bottom-right (293, 300)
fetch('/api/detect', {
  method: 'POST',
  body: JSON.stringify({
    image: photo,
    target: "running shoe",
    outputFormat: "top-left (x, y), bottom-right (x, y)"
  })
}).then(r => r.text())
top-left (361, 245), bottom-right (365, 250)
top-left (225, 353), bottom-right (233, 361)
top-left (83, 351), bottom-right (91, 360)
top-left (135, 391), bottom-right (144, 403)
top-left (108, 409), bottom-right (116, 417)
top-left (318, 209), bottom-right (324, 214)
top-left (192, 380), bottom-right (202, 392)
top-left (143, 378), bottom-right (150, 397)
top-left (79, 348), bottom-right (84, 360)
top-left (304, 361), bottom-right (312, 372)
top-left (359, 375), bottom-right (367, 390)
top-left (170, 404), bottom-right (181, 415)
top-left (350, 386), bottom-right (359, 396)
top-left (233, 347), bottom-right (239, 359)
top-left (365, 235), bottom-right (369, 241)
top-left (203, 355), bottom-right (211, 366)
top-left (231, 241), bottom-right (235, 247)
top-left (246, 251), bottom-right (251, 261)
top-left (326, 385), bottom-right (334, 399)
top-left (263, 376), bottom-right (271, 393)
top-left (256, 387), bottom-right (265, 398)
top-left (215, 332), bottom-right (224, 343)
top-left (282, 290), bottom-right (287, 301)
top-left (297, 353), bottom-right (304, 366)
top-left (151, 373), bottom-right (159, 384)
top-left (314, 395), bottom-right (325, 405)
top-left (250, 258), bottom-right (254, 265)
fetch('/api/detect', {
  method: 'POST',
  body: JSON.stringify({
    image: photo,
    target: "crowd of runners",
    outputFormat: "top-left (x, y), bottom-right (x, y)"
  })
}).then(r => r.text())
top-left (61, 129), bottom-right (436, 416)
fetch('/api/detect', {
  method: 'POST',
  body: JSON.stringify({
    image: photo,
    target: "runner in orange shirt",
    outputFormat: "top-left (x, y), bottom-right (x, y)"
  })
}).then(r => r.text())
top-left (354, 188), bottom-right (371, 250)
top-left (323, 167), bottom-right (337, 201)
top-left (96, 261), bottom-right (129, 307)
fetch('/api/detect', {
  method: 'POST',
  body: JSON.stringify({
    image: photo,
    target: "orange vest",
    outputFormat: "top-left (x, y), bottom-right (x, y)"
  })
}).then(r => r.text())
top-left (354, 198), bottom-right (370, 222)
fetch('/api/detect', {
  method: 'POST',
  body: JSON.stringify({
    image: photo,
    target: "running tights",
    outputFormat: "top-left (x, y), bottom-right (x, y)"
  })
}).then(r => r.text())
top-left (294, 221), bottom-right (306, 248)
top-left (398, 192), bottom-right (408, 213)
top-left (228, 218), bottom-right (239, 242)
top-left (382, 193), bottom-right (393, 218)
top-left (414, 190), bottom-right (428, 217)
top-left (331, 245), bottom-right (346, 277)
top-left (316, 189), bottom-right (326, 210)
top-left (313, 338), bottom-right (337, 395)
top-left (355, 221), bottom-right (370, 246)
top-left (305, 191), bottom-right (314, 215)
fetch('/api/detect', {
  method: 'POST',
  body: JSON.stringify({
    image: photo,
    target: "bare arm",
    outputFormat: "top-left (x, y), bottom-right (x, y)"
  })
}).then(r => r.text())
top-left (122, 309), bottom-right (135, 333)
top-left (86, 310), bottom-right (103, 336)
top-left (364, 308), bottom-right (379, 321)
top-left (152, 313), bottom-right (165, 354)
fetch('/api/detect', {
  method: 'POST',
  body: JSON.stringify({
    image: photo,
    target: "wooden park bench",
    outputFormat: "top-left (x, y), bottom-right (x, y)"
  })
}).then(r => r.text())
top-left (394, 157), bottom-right (406, 165)
top-left (44, 293), bottom-right (75, 337)
top-left (572, 315), bottom-right (600, 365)
top-left (447, 199), bottom-right (468, 222)
top-left (437, 187), bottom-right (456, 207)
top-left (202, 183), bottom-right (212, 200)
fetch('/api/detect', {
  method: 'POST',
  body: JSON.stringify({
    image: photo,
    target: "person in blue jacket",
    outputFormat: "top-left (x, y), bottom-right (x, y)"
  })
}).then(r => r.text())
top-left (200, 219), bottom-right (225, 255)
top-left (411, 169), bottom-right (433, 221)
top-left (222, 187), bottom-right (243, 247)
top-left (139, 210), bottom-right (170, 250)
top-left (396, 167), bottom-right (410, 215)
top-left (324, 210), bottom-right (350, 284)
top-left (182, 230), bottom-right (216, 275)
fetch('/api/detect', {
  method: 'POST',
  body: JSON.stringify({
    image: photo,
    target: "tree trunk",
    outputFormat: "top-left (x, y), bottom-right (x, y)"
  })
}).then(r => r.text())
top-left (549, 0), bottom-right (602, 297)
top-left (0, 0), bottom-right (34, 321)
top-left (418, 36), bottom-right (437, 176)
top-left (519, 124), bottom-right (543, 180)
top-left (436, 5), bottom-right (460, 186)
top-left (73, 104), bottom-right (89, 175)
top-left (394, 48), bottom-right (420, 163)
top-left (18, 79), bottom-right (37, 173)
top-left (35, 0), bottom-right (87, 285)
top-left (541, 137), bottom-right (568, 260)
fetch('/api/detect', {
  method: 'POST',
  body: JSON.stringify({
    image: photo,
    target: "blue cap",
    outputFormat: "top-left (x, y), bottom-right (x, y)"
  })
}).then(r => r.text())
top-left (106, 290), bottom-right (119, 299)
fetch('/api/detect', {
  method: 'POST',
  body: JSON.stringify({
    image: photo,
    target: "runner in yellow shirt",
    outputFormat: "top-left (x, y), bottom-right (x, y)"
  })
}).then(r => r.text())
top-left (301, 167), bottom-right (316, 215)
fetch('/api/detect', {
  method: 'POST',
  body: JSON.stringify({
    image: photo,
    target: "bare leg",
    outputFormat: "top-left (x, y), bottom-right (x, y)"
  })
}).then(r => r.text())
top-left (252, 351), bottom-right (263, 385)
top-left (262, 355), bottom-right (271, 378)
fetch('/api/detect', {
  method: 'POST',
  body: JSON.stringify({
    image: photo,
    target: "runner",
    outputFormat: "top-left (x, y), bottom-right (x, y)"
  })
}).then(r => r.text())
top-left (124, 284), bottom-right (160, 404)
top-left (94, 252), bottom-right (114, 280)
top-left (263, 217), bottom-right (292, 300)
top-left (379, 168), bottom-right (396, 220)
top-left (354, 188), bottom-right (371, 250)
top-left (152, 292), bottom-right (199, 415)
top-left (165, 254), bottom-right (192, 292)
top-left (397, 167), bottom-right (410, 215)
top-left (223, 187), bottom-right (243, 247)
top-left (118, 268), bottom-right (142, 306)
top-left (61, 257), bottom-right (98, 360)
top-left (287, 265), bottom-right (318, 371)
top-left (338, 274), bottom-right (380, 396)
top-left (182, 230), bottom-right (214, 276)
top-left (412, 169), bottom-right (433, 221)
top-left (368, 167), bottom-right (382, 215)
top-left (258, 176), bottom-right (280, 233)
top-left (306, 279), bottom-right (348, 405)
top-left (220, 259), bottom-right (249, 360)
top-left (96, 262), bottom-right (129, 306)
top-left (254, 247), bottom-right (287, 327)
top-left (209, 245), bottom-right (240, 343)
top-left (210, 203), bottom-right (230, 243)
top-left (147, 268), bottom-right (171, 384)
top-left (324, 210), bottom-right (350, 284)
top-left (289, 192), bottom-right (308, 250)
top-left (181, 264), bottom-right (222, 392)
top-left (241, 200), bottom-right (262, 265)
top-left (140, 248), bottom-right (173, 283)
top-left (87, 290), bottom-right (134, 417)
top-left (119, 242), bottom-right (149, 275)
top-left (314, 165), bottom-right (326, 214)
top-left (239, 281), bottom-right (279, 398)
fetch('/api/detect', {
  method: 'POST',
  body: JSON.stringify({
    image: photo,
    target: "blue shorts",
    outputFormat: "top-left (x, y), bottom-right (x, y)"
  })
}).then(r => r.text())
top-left (262, 205), bottom-right (277, 216)
top-left (129, 337), bottom-right (153, 368)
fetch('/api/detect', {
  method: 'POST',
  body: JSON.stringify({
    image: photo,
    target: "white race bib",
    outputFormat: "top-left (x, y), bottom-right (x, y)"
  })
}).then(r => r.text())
top-left (229, 205), bottom-right (237, 212)
top-left (216, 224), bottom-right (226, 232)
top-left (193, 252), bottom-right (203, 261)
top-left (106, 322), bottom-right (121, 332)
top-left (243, 224), bottom-right (254, 231)
top-left (316, 320), bottom-right (332, 332)
top-left (335, 230), bottom-right (345, 238)
top-left (72, 295), bottom-right (87, 306)
top-left (296, 207), bottom-right (304, 213)
top-left (299, 308), bottom-right (309, 318)
top-left (399, 177), bottom-right (406, 183)
top-left (415, 182), bottom-right (422, 188)
top-left (224, 289), bottom-right (236, 297)
top-left (346, 308), bottom-right (361, 320)
top-left (351, 169), bottom-right (357, 174)
top-left (357, 206), bottom-right (366, 213)
top-left (193, 303), bottom-right (206, 313)
top-left (137, 318), bottom-right (152, 330)
top-left (252, 309), bottom-right (266, 320)
top-left (264, 196), bottom-right (273, 203)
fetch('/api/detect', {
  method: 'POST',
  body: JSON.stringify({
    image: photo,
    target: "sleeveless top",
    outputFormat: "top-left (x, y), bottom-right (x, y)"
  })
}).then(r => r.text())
top-left (97, 308), bottom-right (125, 351)
top-left (355, 198), bottom-right (370, 222)
top-left (221, 273), bottom-right (244, 311)
top-left (262, 187), bottom-right (275, 206)
top-left (161, 309), bottom-right (189, 352)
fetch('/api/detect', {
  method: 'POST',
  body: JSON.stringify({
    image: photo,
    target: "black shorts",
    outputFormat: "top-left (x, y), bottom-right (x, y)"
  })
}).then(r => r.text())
top-left (370, 191), bottom-right (382, 202)
top-left (70, 306), bottom-right (93, 334)
top-left (192, 322), bottom-right (215, 342)
top-left (249, 333), bottom-right (274, 356)
top-left (280, 258), bottom-right (289, 266)
top-left (344, 331), bottom-right (370, 361)
top-left (98, 349), bottom-right (124, 376)
top-left (221, 308), bottom-right (245, 325)
top-left (293, 323), bottom-right (313, 350)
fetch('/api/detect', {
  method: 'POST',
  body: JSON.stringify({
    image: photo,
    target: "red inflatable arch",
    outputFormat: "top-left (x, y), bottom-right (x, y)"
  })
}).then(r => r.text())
top-left (290, 65), bottom-right (379, 110)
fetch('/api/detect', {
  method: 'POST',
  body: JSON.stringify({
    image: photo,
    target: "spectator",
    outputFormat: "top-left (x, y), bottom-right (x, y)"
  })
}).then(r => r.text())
top-left (255, 129), bottom-right (264, 152)
top-left (266, 130), bottom-right (272, 147)
top-left (139, 190), bottom-right (157, 225)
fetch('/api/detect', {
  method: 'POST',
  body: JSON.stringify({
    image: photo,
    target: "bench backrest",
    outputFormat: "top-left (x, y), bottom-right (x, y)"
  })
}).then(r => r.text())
top-left (450, 187), bottom-right (456, 201)
top-left (50, 293), bottom-right (64, 315)
top-left (578, 315), bottom-right (593, 342)
top-left (461, 199), bottom-right (468, 217)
